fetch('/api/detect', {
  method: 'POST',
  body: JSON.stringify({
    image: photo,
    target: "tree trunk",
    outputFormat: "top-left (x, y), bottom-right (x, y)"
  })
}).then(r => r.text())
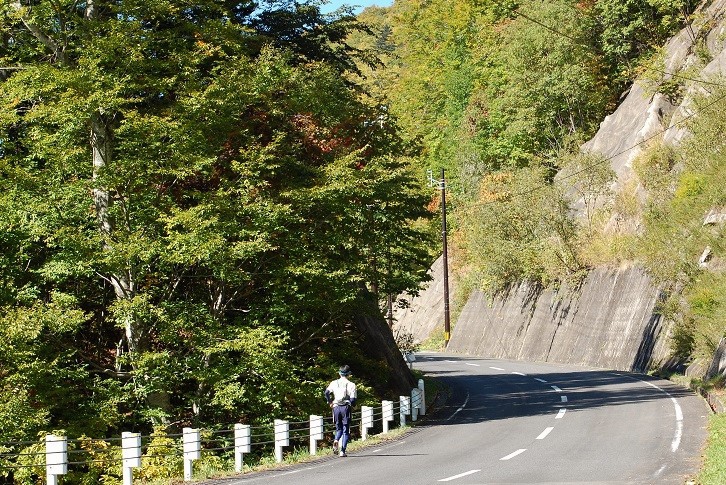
top-left (11, 2), bottom-right (69, 65)
top-left (91, 112), bottom-right (139, 355)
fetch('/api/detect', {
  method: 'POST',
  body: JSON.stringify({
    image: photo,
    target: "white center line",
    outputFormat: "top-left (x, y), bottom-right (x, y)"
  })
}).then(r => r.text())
top-left (438, 470), bottom-right (481, 482)
top-left (534, 378), bottom-right (548, 383)
top-left (500, 449), bottom-right (527, 460)
top-left (512, 371), bottom-right (527, 376)
top-left (465, 363), bottom-right (481, 367)
top-left (550, 385), bottom-right (562, 392)
top-left (536, 427), bottom-right (554, 440)
top-left (561, 395), bottom-right (568, 403)
top-left (444, 360), bottom-right (456, 363)
top-left (489, 366), bottom-right (505, 371)
top-left (447, 392), bottom-right (470, 421)
top-left (556, 408), bottom-right (567, 419)
top-left (438, 469), bottom-right (481, 482)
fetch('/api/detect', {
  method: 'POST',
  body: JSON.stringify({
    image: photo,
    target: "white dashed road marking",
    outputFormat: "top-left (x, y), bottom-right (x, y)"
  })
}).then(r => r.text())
top-left (512, 372), bottom-right (527, 376)
top-left (438, 470), bottom-right (481, 482)
top-left (500, 449), bottom-right (527, 460)
top-left (537, 427), bottom-right (554, 440)
top-left (490, 366), bottom-right (505, 371)
top-left (556, 408), bottom-right (567, 419)
top-left (561, 395), bottom-right (568, 403)
top-left (550, 385), bottom-right (562, 392)
top-left (447, 392), bottom-right (470, 422)
top-left (534, 378), bottom-right (548, 383)
top-left (465, 363), bottom-right (480, 367)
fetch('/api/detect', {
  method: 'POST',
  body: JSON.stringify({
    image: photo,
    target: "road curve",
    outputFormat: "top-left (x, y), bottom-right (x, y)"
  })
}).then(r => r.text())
top-left (213, 353), bottom-right (709, 484)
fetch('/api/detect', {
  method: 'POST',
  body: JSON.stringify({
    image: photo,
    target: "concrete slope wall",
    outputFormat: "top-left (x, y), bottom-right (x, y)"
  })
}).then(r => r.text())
top-left (392, 255), bottom-right (458, 345)
top-left (447, 266), bottom-right (672, 371)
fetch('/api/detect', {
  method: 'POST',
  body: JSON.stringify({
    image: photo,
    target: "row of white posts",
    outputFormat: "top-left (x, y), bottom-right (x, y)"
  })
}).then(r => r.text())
top-left (44, 379), bottom-right (425, 484)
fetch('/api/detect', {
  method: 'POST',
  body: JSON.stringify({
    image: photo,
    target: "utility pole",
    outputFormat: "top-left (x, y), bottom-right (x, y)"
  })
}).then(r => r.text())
top-left (386, 247), bottom-right (394, 328)
top-left (428, 169), bottom-right (451, 347)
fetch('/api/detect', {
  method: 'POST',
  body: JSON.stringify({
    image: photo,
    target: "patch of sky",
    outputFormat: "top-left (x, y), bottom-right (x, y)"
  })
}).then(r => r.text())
top-left (318, 0), bottom-right (393, 14)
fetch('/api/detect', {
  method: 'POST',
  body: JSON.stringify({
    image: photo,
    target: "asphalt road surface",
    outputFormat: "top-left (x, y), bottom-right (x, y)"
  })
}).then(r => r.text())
top-left (212, 353), bottom-right (709, 484)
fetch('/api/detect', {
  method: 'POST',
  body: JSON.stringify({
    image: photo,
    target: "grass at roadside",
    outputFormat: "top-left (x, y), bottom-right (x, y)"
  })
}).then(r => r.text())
top-left (697, 409), bottom-right (726, 484)
top-left (163, 375), bottom-right (444, 483)
top-left (661, 372), bottom-right (726, 485)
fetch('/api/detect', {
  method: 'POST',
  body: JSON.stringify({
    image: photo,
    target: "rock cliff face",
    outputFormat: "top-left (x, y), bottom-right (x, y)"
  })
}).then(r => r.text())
top-left (394, 1), bottom-right (726, 371)
top-left (355, 292), bottom-right (417, 395)
top-left (582, 0), bottom-right (726, 214)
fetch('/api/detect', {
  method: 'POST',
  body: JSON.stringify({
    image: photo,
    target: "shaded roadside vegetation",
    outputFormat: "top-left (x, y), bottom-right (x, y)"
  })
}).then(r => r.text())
top-left (0, 1), bottom-right (436, 482)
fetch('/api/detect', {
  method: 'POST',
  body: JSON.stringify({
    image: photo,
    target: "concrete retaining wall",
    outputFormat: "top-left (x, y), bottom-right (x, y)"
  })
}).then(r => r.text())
top-left (447, 266), bottom-right (672, 371)
top-left (392, 255), bottom-right (457, 345)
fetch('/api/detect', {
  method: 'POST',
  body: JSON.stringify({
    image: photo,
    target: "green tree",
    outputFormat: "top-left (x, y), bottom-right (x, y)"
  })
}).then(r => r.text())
top-left (460, 165), bottom-right (582, 294)
top-left (593, 0), bottom-right (697, 84)
top-left (557, 151), bottom-right (616, 237)
top-left (0, 0), bottom-right (433, 463)
top-left (477, 1), bottom-right (610, 168)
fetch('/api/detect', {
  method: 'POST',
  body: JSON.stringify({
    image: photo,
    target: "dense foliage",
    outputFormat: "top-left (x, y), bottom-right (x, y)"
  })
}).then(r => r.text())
top-left (356, 0), bottom-right (692, 290)
top-left (0, 1), bottom-right (434, 479)
top-left (637, 88), bottom-right (726, 361)
top-left (1, 0), bottom-right (722, 481)
top-left (356, 0), bottom-right (721, 361)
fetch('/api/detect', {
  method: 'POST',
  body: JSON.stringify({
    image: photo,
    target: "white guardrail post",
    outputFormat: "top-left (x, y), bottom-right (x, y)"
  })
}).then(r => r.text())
top-left (274, 419), bottom-right (289, 463)
top-left (411, 388), bottom-right (420, 422)
top-left (404, 351), bottom-right (416, 369)
top-left (309, 415), bottom-right (323, 455)
top-left (382, 400), bottom-right (393, 433)
top-left (45, 435), bottom-right (67, 485)
top-left (399, 395), bottom-right (411, 427)
top-left (234, 424), bottom-right (251, 473)
top-left (360, 406), bottom-right (374, 440)
top-left (121, 432), bottom-right (141, 485)
top-left (183, 428), bottom-right (201, 482)
top-left (40, 381), bottom-right (432, 483)
top-left (418, 378), bottom-right (426, 415)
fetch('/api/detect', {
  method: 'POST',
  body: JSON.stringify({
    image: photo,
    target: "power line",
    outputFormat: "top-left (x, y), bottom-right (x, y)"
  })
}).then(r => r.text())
top-left (459, 0), bottom-right (726, 208)
top-left (503, 1), bottom-right (726, 90)
top-left (470, 87), bottom-right (726, 208)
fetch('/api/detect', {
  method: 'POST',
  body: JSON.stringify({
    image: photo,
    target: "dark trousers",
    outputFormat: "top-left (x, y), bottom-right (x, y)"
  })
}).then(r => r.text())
top-left (333, 404), bottom-right (351, 451)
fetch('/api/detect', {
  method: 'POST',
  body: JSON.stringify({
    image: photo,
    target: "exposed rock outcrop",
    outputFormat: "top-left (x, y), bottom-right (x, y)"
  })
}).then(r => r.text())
top-left (581, 0), bottom-right (726, 215)
top-left (398, 2), bottom-right (726, 373)
top-left (354, 292), bottom-right (416, 395)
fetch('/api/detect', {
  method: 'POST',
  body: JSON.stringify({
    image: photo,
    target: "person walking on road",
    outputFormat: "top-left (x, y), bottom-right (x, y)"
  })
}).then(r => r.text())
top-left (325, 365), bottom-right (357, 457)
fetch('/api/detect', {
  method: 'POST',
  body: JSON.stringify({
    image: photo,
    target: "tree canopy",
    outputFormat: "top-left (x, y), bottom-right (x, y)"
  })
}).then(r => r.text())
top-left (0, 1), bottom-right (434, 477)
top-left (2, 0), bottom-right (721, 481)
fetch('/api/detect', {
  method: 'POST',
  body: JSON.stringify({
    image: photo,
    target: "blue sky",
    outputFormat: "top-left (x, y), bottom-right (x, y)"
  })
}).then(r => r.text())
top-left (319, 0), bottom-right (393, 14)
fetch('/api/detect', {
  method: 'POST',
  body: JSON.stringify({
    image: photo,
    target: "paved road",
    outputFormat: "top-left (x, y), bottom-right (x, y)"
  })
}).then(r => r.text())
top-left (215, 353), bottom-right (709, 484)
